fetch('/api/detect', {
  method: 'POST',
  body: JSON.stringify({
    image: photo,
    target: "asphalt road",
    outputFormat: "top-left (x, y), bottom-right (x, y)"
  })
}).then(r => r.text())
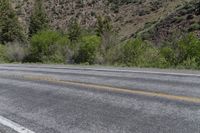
top-left (0, 64), bottom-right (200, 133)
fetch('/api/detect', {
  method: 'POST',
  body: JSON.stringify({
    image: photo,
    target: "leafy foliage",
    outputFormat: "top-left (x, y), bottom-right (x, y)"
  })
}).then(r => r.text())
top-left (74, 35), bottom-right (101, 64)
top-left (28, 30), bottom-right (69, 63)
top-left (161, 33), bottom-right (200, 68)
top-left (120, 38), bottom-right (146, 66)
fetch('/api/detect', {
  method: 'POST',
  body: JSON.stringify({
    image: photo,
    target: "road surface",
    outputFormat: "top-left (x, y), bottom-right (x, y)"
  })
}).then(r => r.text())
top-left (0, 64), bottom-right (200, 133)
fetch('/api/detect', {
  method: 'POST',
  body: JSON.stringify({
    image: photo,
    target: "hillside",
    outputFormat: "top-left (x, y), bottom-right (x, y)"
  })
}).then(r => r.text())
top-left (1, 0), bottom-right (200, 69)
top-left (11, 0), bottom-right (198, 41)
top-left (139, 0), bottom-right (200, 44)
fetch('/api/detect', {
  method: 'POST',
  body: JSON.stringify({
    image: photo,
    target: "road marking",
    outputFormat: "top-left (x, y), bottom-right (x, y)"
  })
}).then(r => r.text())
top-left (1, 73), bottom-right (200, 104)
top-left (1, 65), bottom-right (200, 77)
top-left (0, 116), bottom-right (35, 133)
top-left (21, 75), bottom-right (200, 104)
top-left (52, 67), bottom-right (200, 77)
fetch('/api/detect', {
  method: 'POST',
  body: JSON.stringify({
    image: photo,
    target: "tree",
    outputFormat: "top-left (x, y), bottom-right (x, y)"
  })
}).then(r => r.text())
top-left (0, 0), bottom-right (25, 44)
top-left (68, 18), bottom-right (81, 42)
top-left (29, 0), bottom-right (49, 37)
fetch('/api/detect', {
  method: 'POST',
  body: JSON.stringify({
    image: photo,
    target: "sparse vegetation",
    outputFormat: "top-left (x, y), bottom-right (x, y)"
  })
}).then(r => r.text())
top-left (5, 42), bottom-right (27, 62)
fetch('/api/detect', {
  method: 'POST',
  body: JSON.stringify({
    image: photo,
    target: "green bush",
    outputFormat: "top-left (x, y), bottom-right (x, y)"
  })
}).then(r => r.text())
top-left (160, 47), bottom-right (176, 66)
top-left (74, 35), bottom-right (101, 64)
top-left (28, 30), bottom-right (69, 63)
top-left (117, 38), bottom-right (168, 68)
top-left (139, 46), bottom-right (168, 68)
top-left (120, 38), bottom-right (146, 66)
top-left (160, 33), bottom-right (200, 68)
top-left (177, 57), bottom-right (199, 69)
top-left (178, 33), bottom-right (200, 65)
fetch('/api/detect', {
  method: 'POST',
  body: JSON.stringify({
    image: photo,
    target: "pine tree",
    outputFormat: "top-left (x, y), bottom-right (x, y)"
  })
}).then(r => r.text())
top-left (29, 0), bottom-right (49, 37)
top-left (0, 0), bottom-right (25, 44)
top-left (68, 18), bottom-right (81, 42)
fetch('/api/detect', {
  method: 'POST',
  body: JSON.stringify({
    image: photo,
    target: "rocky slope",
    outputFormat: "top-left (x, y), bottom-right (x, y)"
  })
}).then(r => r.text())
top-left (139, 0), bottom-right (200, 44)
top-left (11, 0), bottom-right (199, 42)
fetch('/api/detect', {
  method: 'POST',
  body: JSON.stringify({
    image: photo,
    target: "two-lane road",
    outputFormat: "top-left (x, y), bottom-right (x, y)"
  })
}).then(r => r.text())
top-left (0, 64), bottom-right (200, 133)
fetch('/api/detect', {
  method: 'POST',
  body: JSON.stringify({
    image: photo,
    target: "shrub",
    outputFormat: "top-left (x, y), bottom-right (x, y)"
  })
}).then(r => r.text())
top-left (188, 23), bottom-right (200, 32)
top-left (177, 57), bottom-right (199, 69)
top-left (160, 33), bottom-right (200, 68)
top-left (117, 38), bottom-right (168, 68)
top-left (74, 35), bottom-right (101, 64)
top-left (102, 44), bottom-right (122, 65)
top-left (139, 46), bottom-right (168, 68)
top-left (160, 47), bottom-right (176, 66)
top-left (120, 38), bottom-right (146, 66)
top-left (40, 46), bottom-right (67, 64)
top-left (5, 42), bottom-right (27, 62)
top-left (28, 30), bottom-right (69, 63)
top-left (179, 33), bottom-right (200, 64)
top-left (0, 44), bottom-right (8, 63)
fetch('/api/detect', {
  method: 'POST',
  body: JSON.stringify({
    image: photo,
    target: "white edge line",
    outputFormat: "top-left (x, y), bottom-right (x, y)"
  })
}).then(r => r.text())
top-left (1, 66), bottom-right (200, 78)
top-left (0, 116), bottom-right (35, 133)
top-left (77, 68), bottom-right (200, 77)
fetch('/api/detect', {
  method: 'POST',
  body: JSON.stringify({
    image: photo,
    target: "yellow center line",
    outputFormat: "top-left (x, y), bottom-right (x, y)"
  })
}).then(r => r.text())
top-left (18, 75), bottom-right (200, 104)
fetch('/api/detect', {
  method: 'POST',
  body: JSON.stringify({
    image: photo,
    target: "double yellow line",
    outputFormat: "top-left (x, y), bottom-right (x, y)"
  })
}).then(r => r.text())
top-left (18, 75), bottom-right (200, 104)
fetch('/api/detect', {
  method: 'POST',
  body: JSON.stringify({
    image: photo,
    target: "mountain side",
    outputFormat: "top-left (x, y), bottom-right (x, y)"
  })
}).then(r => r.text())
top-left (139, 0), bottom-right (200, 45)
top-left (11, 0), bottom-right (196, 40)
